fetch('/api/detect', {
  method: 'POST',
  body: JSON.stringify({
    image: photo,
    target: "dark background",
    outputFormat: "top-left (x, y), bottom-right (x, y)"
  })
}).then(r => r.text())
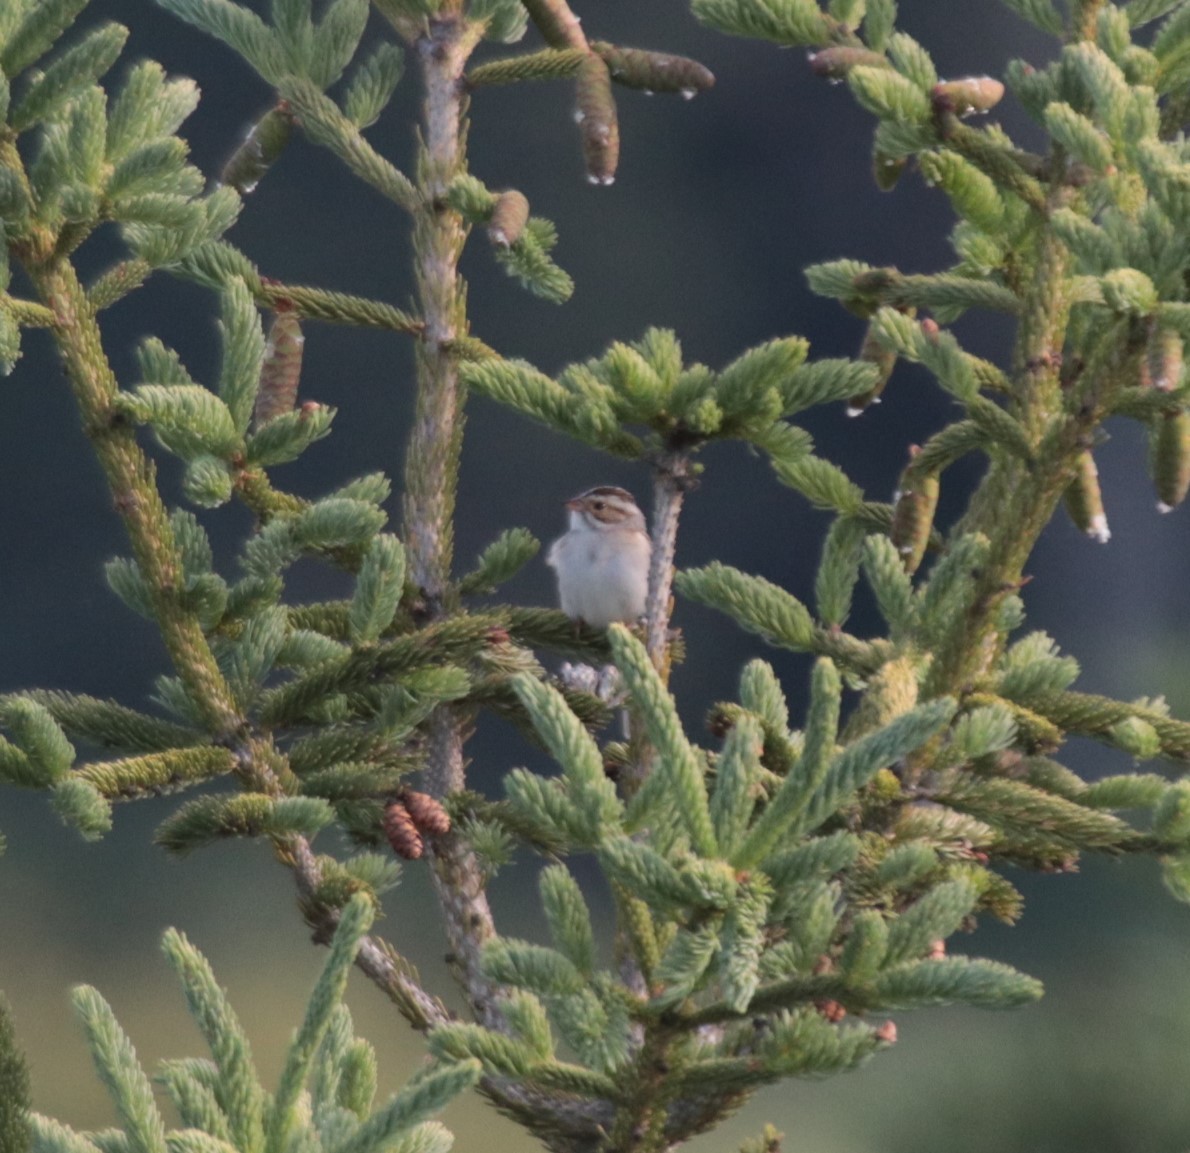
top-left (4, 3), bottom-right (1190, 1150)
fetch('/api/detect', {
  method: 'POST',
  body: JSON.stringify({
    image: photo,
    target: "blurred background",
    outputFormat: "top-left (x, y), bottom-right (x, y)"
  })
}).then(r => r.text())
top-left (3, 1), bottom-right (1190, 1149)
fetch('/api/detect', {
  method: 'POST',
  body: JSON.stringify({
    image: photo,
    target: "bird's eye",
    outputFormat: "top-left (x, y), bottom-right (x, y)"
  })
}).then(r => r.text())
top-left (592, 501), bottom-right (605, 511)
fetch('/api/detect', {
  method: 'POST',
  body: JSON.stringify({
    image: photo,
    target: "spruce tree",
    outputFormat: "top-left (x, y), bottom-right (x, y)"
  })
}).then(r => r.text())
top-left (2, 0), bottom-right (1190, 1149)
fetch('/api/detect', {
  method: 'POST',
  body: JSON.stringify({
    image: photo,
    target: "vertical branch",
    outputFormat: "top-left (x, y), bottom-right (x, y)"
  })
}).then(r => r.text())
top-left (402, 12), bottom-right (501, 1024)
top-left (645, 453), bottom-right (692, 679)
top-left (25, 251), bottom-right (461, 1056)
top-left (26, 258), bottom-right (242, 739)
top-left (405, 23), bottom-right (470, 606)
top-left (622, 453), bottom-right (692, 799)
top-left (934, 220), bottom-right (1074, 691)
top-left (1070, 0), bottom-right (1105, 41)
top-left (936, 0), bottom-right (1098, 682)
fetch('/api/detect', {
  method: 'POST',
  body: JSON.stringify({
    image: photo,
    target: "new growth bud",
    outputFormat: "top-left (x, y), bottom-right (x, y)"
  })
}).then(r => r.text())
top-left (593, 42), bottom-right (714, 96)
top-left (808, 47), bottom-right (888, 80)
top-left (872, 151), bottom-right (906, 191)
top-left (488, 190), bottom-right (530, 247)
top-left (254, 307), bottom-right (304, 427)
top-left (575, 53), bottom-right (620, 185)
top-left (931, 77), bottom-right (1005, 117)
top-left (1146, 326), bottom-right (1184, 392)
top-left (1153, 409), bottom-right (1190, 513)
top-left (222, 104), bottom-right (294, 194)
top-left (890, 446), bottom-right (940, 574)
top-left (1063, 450), bottom-right (1110, 543)
top-left (848, 321), bottom-right (897, 415)
top-left (817, 999), bottom-right (847, 1022)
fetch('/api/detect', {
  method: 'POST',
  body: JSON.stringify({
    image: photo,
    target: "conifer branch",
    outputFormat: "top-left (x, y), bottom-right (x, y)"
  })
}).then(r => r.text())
top-left (645, 452), bottom-right (692, 673)
top-left (280, 75), bottom-right (419, 211)
top-left (0, 995), bottom-right (30, 1153)
top-left (25, 256), bottom-right (241, 738)
top-left (400, 11), bottom-right (501, 1034)
top-left (17, 167), bottom-right (447, 1051)
top-left (3, 296), bottom-right (55, 326)
top-left (1026, 690), bottom-right (1190, 761)
top-left (256, 281), bottom-right (424, 334)
top-left (466, 47), bottom-right (587, 87)
top-left (87, 257), bottom-right (153, 309)
top-left (284, 839), bottom-right (451, 1031)
top-left (933, 243), bottom-right (1078, 690)
top-left (14, 3), bottom-right (1190, 1149)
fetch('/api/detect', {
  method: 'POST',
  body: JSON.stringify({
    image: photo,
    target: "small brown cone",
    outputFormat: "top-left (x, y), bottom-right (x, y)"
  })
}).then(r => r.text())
top-left (403, 789), bottom-right (451, 836)
top-left (817, 999), bottom-right (847, 1023)
top-left (254, 306), bottom-right (304, 427)
top-left (384, 800), bottom-right (424, 860)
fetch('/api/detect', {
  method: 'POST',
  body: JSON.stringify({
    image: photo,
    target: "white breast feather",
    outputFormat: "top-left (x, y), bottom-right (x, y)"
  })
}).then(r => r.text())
top-left (547, 525), bottom-right (650, 628)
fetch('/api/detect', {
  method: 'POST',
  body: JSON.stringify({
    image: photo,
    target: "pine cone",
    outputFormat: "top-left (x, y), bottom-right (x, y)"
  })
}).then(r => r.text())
top-left (403, 789), bottom-right (451, 836)
top-left (383, 800), bottom-right (424, 860)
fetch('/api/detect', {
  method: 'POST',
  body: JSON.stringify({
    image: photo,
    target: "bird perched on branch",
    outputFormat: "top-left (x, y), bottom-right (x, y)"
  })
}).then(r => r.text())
top-left (546, 486), bottom-right (651, 629)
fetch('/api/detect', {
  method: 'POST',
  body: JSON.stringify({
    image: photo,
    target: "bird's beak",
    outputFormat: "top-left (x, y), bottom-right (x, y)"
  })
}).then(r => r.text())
top-left (564, 497), bottom-right (583, 511)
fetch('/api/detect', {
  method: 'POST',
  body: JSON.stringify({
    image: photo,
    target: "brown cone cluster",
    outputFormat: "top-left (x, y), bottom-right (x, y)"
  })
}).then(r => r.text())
top-left (383, 790), bottom-right (452, 860)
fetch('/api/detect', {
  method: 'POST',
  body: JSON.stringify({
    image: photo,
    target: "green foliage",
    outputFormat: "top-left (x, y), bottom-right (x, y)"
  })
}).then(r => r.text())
top-left (217, 277), bottom-right (265, 434)
top-left (51, 776), bottom-right (113, 840)
top-left (0, 698), bottom-right (74, 786)
top-left (1, 0), bottom-right (91, 78)
top-left (153, 0), bottom-right (287, 85)
top-left (734, 657), bottom-right (841, 867)
top-left (278, 75), bottom-right (417, 209)
top-left (539, 864), bottom-right (596, 975)
top-left (691, 0), bottom-right (831, 44)
top-left (676, 563), bottom-right (815, 652)
top-left (247, 403), bottom-right (337, 465)
top-left (460, 357), bottom-right (642, 457)
top-left (9, 0), bottom-right (1190, 1149)
top-left (461, 323), bottom-right (892, 465)
top-left (155, 793), bottom-right (335, 853)
top-left (611, 625), bottom-right (715, 854)
top-left (0, 995), bottom-right (30, 1153)
top-left (458, 527), bottom-right (539, 594)
top-left (10, 21), bottom-right (128, 132)
top-left (29, 897), bottom-right (477, 1153)
top-left (349, 534), bottom-right (407, 644)
top-left (1001, 0), bottom-right (1064, 35)
top-left (814, 515), bottom-right (868, 627)
top-left (510, 673), bottom-right (621, 845)
top-left (343, 42), bottom-right (404, 128)
top-left (491, 217), bottom-right (574, 303)
top-left (471, 0), bottom-right (529, 43)
top-left (710, 713), bottom-right (765, 857)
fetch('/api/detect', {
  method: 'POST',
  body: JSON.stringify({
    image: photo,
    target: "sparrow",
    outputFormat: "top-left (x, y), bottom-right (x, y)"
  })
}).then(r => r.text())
top-left (546, 486), bottom-right (651, 629)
